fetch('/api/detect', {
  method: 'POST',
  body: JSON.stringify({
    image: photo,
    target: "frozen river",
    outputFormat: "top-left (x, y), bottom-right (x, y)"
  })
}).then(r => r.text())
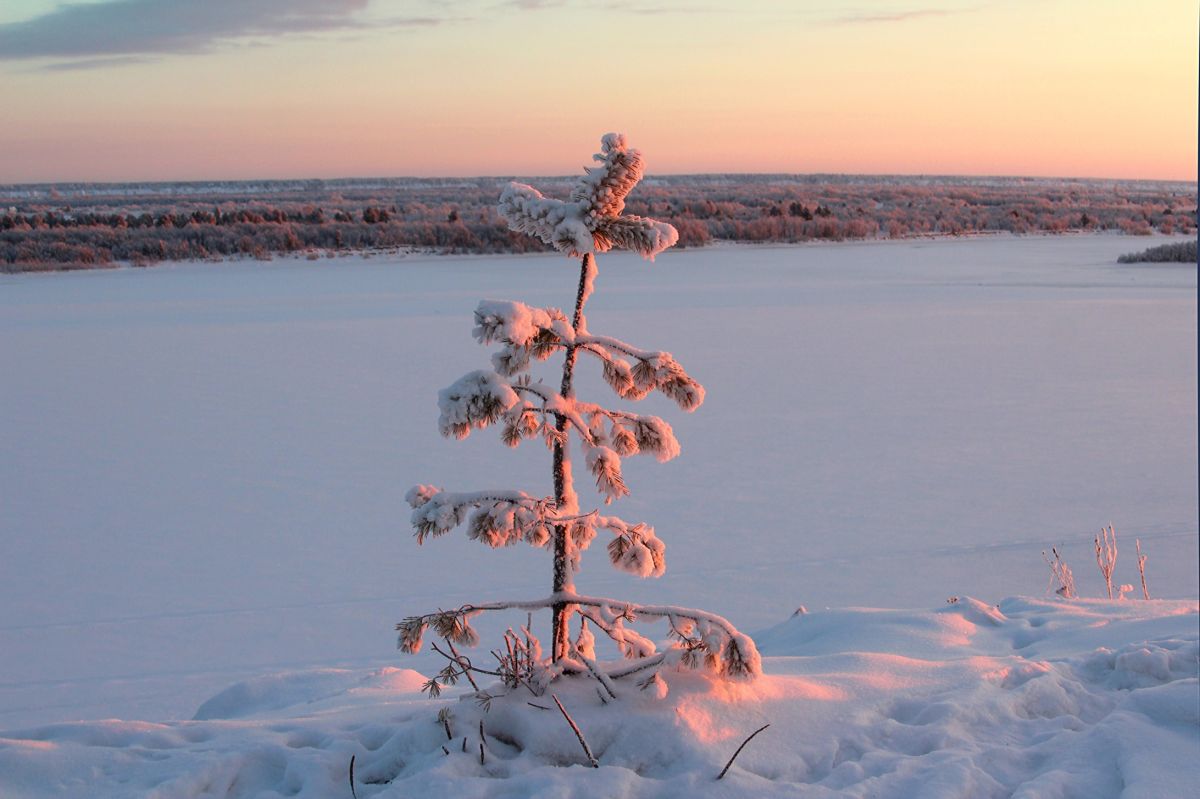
top-left (1, 234), bottom-right (1195, 726)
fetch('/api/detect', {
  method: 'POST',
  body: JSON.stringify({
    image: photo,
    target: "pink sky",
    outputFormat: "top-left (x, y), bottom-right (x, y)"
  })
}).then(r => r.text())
top-left (0, 0), bottom-right (1196, 183)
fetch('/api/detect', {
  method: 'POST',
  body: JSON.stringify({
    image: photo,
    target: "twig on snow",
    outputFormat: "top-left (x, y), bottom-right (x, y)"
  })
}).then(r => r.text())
top-left (551, 693), bottom-right (599, 768)
top-left (716, 723), bottom-right (770, 780)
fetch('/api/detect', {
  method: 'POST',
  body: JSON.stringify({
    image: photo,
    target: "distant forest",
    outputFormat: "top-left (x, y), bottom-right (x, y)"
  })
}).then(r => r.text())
top-left (2, 175), bottom-right (1195, 272)
top-left (1118, 240), bottom-right (1197, 263)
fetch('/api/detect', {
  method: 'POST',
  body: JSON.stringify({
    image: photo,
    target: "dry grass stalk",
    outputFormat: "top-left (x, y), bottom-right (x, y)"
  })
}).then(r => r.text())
top-left (1043, 547), bottom-right (1076, 599)
top-left (1095, 525), bottom-right (1118, 599)
top-left (1136, 538), bottom-right (1150, 599)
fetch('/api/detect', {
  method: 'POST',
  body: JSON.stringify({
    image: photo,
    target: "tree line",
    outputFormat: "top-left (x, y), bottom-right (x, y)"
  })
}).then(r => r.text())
top-left (2, 176), bottom-right (1193, 272)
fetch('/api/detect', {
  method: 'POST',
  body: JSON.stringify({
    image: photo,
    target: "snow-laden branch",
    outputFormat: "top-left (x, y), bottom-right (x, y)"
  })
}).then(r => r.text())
top-left (591, 215), bottom-right (678, 260)
top-left (407, 487), bottom-right (664, 580)
top-left (396, 591), bottom-right (761, 679)
top-left (406, 486), bottom-right (556, 546)
top-left (580, 405), bottom-right (680, 463)
top-left (469, 298), bottom-right (705, 412)
top-left (571, 132), bottom-right (644, 221)
top-left (437, 370), bottom-right (520, 440)
top-left (436, 367), bottom-right (600, 452)
top-left (497, 134), bottom-right (678, 260)
top-left (475, 300), bottom-right (573, 351)
top-left (508, 381), bottom-right (592, 443)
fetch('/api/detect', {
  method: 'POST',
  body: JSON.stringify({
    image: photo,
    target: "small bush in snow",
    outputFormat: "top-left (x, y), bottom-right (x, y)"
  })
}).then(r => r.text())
top-left (1043, 546), bottom-right (1076, 599)
top-left (1095, 525), bottom-right (1118, 600)
top-left (399, 134), bottom-right (760, 699)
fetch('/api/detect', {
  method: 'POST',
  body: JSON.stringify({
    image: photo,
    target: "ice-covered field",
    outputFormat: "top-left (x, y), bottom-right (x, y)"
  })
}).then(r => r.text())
top-left (1, 235), bottom-right (1197, 796)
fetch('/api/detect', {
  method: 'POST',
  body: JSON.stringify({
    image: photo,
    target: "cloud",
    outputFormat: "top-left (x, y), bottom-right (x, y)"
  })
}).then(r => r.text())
top-left (0, 0), bottom-right (433, 65)
top-left (35, 55), bottom-right (156, 72)
top-left (824, 7), bottom-right (960, 26)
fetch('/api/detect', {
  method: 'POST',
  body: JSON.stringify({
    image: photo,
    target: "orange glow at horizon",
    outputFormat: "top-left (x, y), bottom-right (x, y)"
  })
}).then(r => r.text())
top-left (0, 0), bottom-right (1194, 183)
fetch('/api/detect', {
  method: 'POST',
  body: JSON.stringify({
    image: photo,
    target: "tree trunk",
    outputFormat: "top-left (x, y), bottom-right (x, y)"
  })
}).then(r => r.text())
top-left (551, 253), bottom-right (594, 661)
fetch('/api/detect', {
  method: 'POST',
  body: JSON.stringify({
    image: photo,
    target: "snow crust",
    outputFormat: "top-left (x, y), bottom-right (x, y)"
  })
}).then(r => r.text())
top-left (0, 598), bottom-right (1194, 798)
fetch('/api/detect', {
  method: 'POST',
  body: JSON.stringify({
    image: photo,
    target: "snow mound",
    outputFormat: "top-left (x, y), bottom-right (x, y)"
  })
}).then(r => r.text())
top-left (0, 598), bottom-right (1195, 798)
top-left (194, 667), bottom-right (427, 720)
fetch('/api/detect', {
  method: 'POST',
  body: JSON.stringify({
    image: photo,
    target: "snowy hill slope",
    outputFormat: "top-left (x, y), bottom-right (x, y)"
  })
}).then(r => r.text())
top-left (2, 597), bottom-right (1195, 798)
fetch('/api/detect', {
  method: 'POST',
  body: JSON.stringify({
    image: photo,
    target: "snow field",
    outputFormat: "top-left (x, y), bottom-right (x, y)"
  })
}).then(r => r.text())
top-left (0, 598), bottom-right (1194, 797)
top-left (0, 233), bottom-right (1196, 795)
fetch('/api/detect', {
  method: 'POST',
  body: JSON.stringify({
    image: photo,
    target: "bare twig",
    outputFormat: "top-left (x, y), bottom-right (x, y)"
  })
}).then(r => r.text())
top-left (349, 755), bottom-right (358, 799)
top-left (551, 693), bottom-right (599, 768)
top-left (479, 742), bottom-right (486, 766)
top-left (446, 639), bottom-right (480, 691)
top-left (717, 723), bottom-right (770, 780)
top-left (441, 745), bottom-right (450, 756)
top-left (430, 642), bottom-right (503, 676)
top-left (527, 701), bottom-right (552, 711)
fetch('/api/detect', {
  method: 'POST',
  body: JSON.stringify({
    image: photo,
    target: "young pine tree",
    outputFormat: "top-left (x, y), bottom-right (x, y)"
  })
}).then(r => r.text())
top-left (399, 134), bottom-right (760, 696)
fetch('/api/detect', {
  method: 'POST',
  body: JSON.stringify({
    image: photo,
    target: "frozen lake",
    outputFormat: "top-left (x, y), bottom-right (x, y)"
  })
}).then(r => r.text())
top-left (1, 234), bottom-right (1196, 727)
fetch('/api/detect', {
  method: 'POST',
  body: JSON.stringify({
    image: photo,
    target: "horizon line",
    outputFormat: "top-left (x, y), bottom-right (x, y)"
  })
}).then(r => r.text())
top-left (4, 170), bottom-right (1197, 192)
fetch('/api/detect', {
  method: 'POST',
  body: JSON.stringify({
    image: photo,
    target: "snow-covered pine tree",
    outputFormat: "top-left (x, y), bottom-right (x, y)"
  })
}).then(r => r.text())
top-left (399, 134), bottom-right (760, 694)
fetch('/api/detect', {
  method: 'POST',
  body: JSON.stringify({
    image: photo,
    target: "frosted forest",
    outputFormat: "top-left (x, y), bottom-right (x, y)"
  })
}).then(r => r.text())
top-left (0, 135), bottom-right (1196, 798)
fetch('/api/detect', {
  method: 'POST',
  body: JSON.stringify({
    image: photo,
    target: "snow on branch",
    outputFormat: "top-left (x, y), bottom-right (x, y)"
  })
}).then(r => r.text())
top-left (591, 215), bottom-right (678, 259)
top-left (437, 366), bottom-right (598, 450)
top-left (580, 406), bottom-right (681, 463)
top-left (571, 132), bottom-right (643, 221)
top-left (584, 445), bottom-right (628, 504)
top-left (397, 592), bottom-right (761, 679)
top-left (474, 300), bottom-right (572, 350)
top-left (437, 370), bottom-right (520, 439)
top-left (597, 515), bottom-right (665, 578)
top-left (406, 487), bottom-right (556, 545)
top-left (581, 342), bottom-right (705, 410)
top-left (509, 381), bottom-right (593, 444)
top-left (474, 300), bottom-right (570, 378)
top-left (498, 182), bottom-right (594, 258)
top-left (497, 134), bottom-right (678, 261)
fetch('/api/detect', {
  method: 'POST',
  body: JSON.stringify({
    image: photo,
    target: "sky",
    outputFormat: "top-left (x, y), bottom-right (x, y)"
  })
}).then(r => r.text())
top-left (0, 0), bottom-right (1195, 183)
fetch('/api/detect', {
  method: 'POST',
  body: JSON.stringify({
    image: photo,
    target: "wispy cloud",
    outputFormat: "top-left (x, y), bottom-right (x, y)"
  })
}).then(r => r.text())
top-left (502, 0), bottom-right (713, 13)
top-left (0, 0), bottom-right (441, 69)
top-left (824, 7), bottom-right (961, 26)
top-left (35, 54), bottom-right (156, 72)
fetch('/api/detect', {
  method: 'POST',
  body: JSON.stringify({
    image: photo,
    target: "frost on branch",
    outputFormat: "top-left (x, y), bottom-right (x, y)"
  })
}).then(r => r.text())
top-left (591, 215), bottom-right (678, 259)
top-left (571, 132), bottom-right (643, 220)
top-left (585, 445), bottom-right (628, 504)
top-left (437, 370), bottom-right (520, 439)
top-left (602, 518), bottom-right (665, 578)
top-left (497, 133), bottom-right (679, 260)
top-left (586, 341), bottom-right (705, 411)
top-left (409, 489), bottom-right (554, 545)
top-left (402, 133), bottom-right (759, 692)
